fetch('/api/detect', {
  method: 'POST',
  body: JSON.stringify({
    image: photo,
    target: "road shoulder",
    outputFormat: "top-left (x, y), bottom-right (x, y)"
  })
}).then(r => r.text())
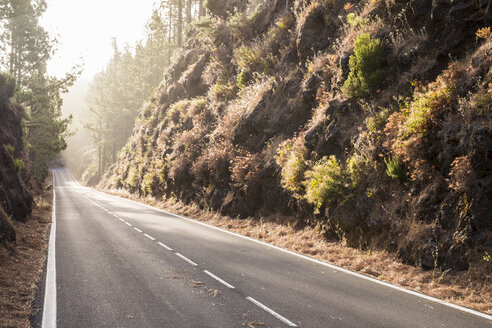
top-left (0, 174), bottom-right (53, 328)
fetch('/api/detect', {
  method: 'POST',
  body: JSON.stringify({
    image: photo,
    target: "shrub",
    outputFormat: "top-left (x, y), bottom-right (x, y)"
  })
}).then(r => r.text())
top-left (167, 100), bottom-right (190, 124)
top-left (384, 156), bottom-right (406, 183)
top-left (237, 69), bottom-right (251, 89)
top-left (192, 142), bottom-right (233, 186)
top-left (126, 166), bottom-right (139, 188)
top-left (14, 159), bottom-right (24, 172)
top-left (346, 154), bottom-right (374, 188)
top-left (276, 140), bottom-right (307, 196)
top-left (6, 144), bottom-right (14, 155)
top-left (141, 171), bottom-right (157, 195)
top-left (367, 107), bottom-right (392, 132)
top-left (476, 27), bottom-right (491, 39)
top-left (342, 33), bottom-right (383, 99)
top-left (396, 67), bottom-right (458, 141)
top-left (303, 156), bottom-right (346, 209)
top-left (212, 80), bottom-right (237, 101)
top-left (231, 152), bottom-right (263, 191)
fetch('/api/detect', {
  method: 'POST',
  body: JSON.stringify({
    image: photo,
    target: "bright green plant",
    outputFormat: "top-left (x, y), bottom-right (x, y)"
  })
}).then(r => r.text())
top-left (384, 156), bottom-right (406, 183)
top-left (484, 251), bottom-right (491, 262)
top-left (6, 144), bottom-right (15, 155)
top-left (303, 156), bottom-right (346, 210)
top-left (342, 33), bottom-right (383, 99)
top-left (212, 80), bottom-right (237, 101)
top-left (237, 69), bottom-right (251, 89)
top-left (141, 172), bottom-right (156, 195)
top-left (347, 154), bottom-right (374, 188)
top-left (126, 166), bottom-right (139, 188)
top-left (14, 159), bottom-right (24, 172)
top-left (276, 141), bottom-right (307, 195)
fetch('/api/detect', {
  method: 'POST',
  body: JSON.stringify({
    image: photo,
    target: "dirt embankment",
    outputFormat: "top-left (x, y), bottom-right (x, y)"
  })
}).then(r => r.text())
top-left (0, 175), bottom-right (52, 328)
top-left (0, 77), bottom-right (34, 244)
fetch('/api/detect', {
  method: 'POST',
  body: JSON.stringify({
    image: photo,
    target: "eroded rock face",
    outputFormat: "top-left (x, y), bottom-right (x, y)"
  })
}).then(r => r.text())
top-left (296, 4), bottom-right (331, 60)
top-left (0, 82), bottom-right (33, 233)
top-left (431, 0), bottom-right (492, 21)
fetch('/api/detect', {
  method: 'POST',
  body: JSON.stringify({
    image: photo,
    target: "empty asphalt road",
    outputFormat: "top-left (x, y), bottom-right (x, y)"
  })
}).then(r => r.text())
top-left (42, 168), bottom-right (492, 327)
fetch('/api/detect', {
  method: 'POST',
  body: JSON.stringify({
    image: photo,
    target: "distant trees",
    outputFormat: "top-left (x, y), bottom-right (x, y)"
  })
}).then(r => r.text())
top-left (83, 1), bottom-right (208, 180)
top-left (0, 0), bottom-right (80, 182)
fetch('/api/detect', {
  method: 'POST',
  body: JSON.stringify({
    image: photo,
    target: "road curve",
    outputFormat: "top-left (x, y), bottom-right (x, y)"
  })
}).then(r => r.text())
top-left (43, 168), bottom-right (492, 327)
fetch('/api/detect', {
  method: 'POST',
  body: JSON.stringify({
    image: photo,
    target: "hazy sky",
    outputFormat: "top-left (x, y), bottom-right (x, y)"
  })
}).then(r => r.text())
top-left (41, 0), bottom-right (156, 79)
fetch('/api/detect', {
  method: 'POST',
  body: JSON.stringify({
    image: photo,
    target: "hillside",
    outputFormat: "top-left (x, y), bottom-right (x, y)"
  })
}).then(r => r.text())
top-left (100, 0), bottom-right (492, 282)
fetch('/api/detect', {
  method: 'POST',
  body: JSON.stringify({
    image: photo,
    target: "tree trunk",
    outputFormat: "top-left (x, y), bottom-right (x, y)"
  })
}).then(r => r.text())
top-left (177, 0), bottom-right (183, 47)
top-left (198, 0), bottom-right (205, 18)
top-left (186, 0), bottom-right (192, 24)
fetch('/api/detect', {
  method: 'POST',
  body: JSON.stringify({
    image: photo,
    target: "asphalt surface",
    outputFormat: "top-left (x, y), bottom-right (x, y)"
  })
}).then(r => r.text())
top-left (46, 168), bottom-right (492, 327)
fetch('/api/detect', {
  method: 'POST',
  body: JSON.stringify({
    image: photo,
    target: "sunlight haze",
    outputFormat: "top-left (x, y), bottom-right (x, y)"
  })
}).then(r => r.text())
top-left (41, 0), bottom-right (155, 79)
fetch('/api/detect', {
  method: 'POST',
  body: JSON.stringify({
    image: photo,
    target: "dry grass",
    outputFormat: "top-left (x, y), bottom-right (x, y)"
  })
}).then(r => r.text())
top-left (0, 174), bottom-right (52, 328)
top-left (103, 187), bottom-right (492, 315)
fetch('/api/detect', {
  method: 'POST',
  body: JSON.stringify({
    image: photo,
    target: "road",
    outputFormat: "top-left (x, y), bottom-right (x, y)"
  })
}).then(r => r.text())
top-left (42, 168), bottom-right (492, 327)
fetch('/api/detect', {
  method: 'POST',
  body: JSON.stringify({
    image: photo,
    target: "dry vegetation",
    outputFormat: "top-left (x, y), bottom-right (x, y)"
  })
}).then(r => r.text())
top-left (102, 188), bottom-right (491, 315)
top-left (0, 174), bottom-right (52, 328)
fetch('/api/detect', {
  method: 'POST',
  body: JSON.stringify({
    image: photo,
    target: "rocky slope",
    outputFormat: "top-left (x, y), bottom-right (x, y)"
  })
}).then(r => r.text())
top-left (0, 75), bottom-right (34, 244)
top-left (100, 0), bottom-right (492, 273)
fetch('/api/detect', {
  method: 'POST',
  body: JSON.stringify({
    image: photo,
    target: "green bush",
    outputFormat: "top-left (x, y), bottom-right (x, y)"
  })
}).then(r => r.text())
top-left (6, 144), bottom-right (15, 155)
top-left (276, 141), bottom-right (307, 195)
top-left (346, 154), bottom-right (374, 188)
top-left (384, 156), bottom-right (406, 183)
top-left (141, 172), bottom-right (157, 195)
top-left (212, 80), bottom-right (237, 101)
top-left (342, 33), bottom-right (383, 99)
top-left (126, 166), bottom-right (139, 188)
top-left (303, 156), bottom-right (346, 209)
top-left (237, 69), bottom-right (251, 89)
top-left (367, 107), bottom-right (392, 132)
top-left (0, 72), bottom-right (16, 98)
top-left (14, 159), bottom-right (24, 172)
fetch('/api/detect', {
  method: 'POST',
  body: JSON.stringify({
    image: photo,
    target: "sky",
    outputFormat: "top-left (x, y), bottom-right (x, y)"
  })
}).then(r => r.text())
top-left (41, 0), bottom-right (156, 79)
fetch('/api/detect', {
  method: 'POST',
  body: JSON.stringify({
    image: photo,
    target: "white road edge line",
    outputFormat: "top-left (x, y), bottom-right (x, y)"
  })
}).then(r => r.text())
top-left (144, 233), bottom-right (155, 241)
top-left (158, 242), bottom-right (173, 251)
top-left (134, 227), bottom-right (143, 233)
top-left (203, 270), bottom-right (235, 289)
top-left (42, 170), bottom-right (57, 328)
top-left (84, 179), bottom-right (492, 321)
top-left (246, 296), bottom-right (297, 327)
top-left (175, 253), bottom-right (197, 266)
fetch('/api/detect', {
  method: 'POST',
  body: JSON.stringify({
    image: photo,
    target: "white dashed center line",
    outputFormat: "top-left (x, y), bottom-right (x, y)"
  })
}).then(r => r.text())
top-left (134, 228), bottom-right (143, 233)
top-left (125, 222), bottom-right (132, 226)
top-left (203, 270), bottom-right (235, 289)
top-left (144, 233), bottom-right (155, 241)
top-left (175, 253), bottom-right (197, 266)
top-left (246, 297), bottom-right (297, 327)
top-left (158, 242), bottom-right (173, 251)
